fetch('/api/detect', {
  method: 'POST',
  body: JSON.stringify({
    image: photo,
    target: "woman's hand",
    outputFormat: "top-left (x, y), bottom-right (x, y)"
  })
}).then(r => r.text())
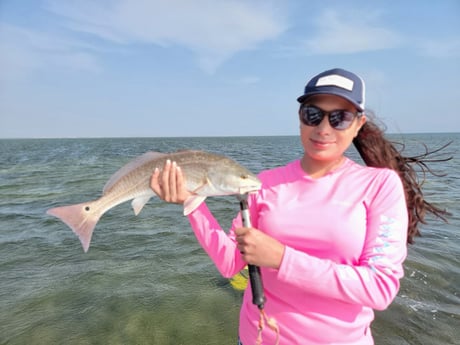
top-left (150, 160), bottom-right (192, 204)
top-left (235, 227), bottom-right (285, 269)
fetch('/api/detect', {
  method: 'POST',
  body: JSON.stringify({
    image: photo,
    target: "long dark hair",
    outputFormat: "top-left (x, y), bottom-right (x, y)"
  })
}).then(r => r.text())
top-left (353, 114), bottom-right (451, 244)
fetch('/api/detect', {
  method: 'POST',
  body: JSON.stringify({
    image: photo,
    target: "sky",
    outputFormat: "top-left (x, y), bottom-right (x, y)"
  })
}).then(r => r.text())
top-left (0, 0), bottom-right (459, 138)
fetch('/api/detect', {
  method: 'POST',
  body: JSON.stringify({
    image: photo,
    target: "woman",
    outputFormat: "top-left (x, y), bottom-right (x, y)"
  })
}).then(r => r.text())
top-left (150, 68), bottom-right (447, 344)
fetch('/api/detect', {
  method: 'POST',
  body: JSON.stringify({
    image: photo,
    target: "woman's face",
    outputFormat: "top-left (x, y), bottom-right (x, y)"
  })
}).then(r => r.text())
top-left (299, 94), bottom-right (366, 165)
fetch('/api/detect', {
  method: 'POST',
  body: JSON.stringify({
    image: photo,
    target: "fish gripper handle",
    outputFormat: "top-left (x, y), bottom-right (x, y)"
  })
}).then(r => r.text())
top-left (239, 197), bottom-right (266, 310)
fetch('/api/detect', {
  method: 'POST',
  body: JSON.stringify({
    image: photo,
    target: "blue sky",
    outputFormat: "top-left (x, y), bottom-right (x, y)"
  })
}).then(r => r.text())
top-left (1, 0), bottom-right (459, 138)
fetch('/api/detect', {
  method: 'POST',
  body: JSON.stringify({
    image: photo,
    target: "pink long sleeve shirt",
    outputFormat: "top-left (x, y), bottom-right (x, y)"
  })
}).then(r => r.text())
top-left (188, 158), bottom-right (408, 345)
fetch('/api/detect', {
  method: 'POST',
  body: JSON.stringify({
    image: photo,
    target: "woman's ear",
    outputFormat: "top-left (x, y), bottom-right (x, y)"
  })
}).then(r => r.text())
top-left (354, 115), bottom-right (367, 137)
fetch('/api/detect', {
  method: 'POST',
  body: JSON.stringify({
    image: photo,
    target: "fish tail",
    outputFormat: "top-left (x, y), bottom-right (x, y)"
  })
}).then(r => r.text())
top-left (47, 200), bottom-right (101, 252)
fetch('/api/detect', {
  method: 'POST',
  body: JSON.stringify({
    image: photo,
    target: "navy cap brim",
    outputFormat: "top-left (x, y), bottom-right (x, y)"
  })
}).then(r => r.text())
top-left (297, 91), bottom-right (364, 112)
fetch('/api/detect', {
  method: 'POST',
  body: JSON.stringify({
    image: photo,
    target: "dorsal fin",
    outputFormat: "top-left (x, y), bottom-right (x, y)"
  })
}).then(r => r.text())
top-left (103, 151), bottom-right (167, 194)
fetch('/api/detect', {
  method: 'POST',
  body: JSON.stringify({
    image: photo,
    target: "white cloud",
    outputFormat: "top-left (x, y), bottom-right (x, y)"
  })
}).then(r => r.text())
top-left (44, 0), bottom-right (287, 73)
top-left (300, 8), bottom-right (402, 55)
top-left (0, 23), bottom-right (102, 83)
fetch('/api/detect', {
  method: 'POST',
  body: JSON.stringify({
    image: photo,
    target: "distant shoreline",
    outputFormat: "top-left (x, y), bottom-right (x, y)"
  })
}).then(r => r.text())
top-left (1, 132), bottom-right (459, 140)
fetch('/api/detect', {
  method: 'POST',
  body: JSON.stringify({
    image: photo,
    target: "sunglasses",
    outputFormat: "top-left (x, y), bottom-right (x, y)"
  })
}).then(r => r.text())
top-left (299, 105), bottom-right (361, 130)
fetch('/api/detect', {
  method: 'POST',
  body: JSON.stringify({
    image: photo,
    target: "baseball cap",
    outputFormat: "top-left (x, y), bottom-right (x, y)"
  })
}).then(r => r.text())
top-left (297, 68), bottom-right (366, 112)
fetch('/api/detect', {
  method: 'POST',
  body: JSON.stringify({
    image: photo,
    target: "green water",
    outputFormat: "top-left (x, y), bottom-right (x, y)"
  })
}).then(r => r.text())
top-left (1, 134), bottom-right (458, 344)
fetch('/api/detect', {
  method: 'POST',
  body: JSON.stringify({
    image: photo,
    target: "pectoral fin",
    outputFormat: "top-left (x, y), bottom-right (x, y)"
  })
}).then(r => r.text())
top-left (131, 196), bottom-right (151, 215)
top-left (183, 196), bottom-right (207, 215)
top-left (191, 176), bottom-right (214, 194)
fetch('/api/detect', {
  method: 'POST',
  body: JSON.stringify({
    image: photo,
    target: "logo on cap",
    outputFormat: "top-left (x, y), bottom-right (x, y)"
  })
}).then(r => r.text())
top-left (316, 75), bottom-right (354, 91)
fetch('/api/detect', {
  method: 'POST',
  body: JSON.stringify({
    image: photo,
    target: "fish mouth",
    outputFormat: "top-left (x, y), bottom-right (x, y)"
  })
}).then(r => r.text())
top-left (238, 185), bottom-right (262, 195)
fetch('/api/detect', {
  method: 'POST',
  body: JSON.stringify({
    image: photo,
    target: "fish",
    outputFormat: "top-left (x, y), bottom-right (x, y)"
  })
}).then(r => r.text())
top-left (46, 150), bottom-right (261, 252)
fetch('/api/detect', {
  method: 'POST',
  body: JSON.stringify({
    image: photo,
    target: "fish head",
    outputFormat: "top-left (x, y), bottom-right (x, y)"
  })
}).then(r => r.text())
top-left (236, 173), bottom-right (262, 194)
top-left (206, 161), bottom-right (262, 196)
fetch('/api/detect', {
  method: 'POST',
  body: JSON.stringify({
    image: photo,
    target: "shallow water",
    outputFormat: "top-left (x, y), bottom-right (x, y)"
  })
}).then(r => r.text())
top-left (0, 134), bottom-right (458, 344)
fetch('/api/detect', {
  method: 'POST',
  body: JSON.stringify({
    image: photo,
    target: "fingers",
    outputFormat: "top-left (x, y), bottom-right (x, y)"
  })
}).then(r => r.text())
top-left (235, 227), bottom-right (284, 269)
top-left (169, 161), bottom-right (179, 202)
top-left (161, 160), bottom-right (176, 202)
top-left (175, 165), bottom-right (184, 194)
top-left (235, 227), bottom-right (251, 256)
top-left (150, 160), bottom-right (188, 204)
top-left (235, 227), bottom-right (249, 237)
top-left (150, 167), bottom-right (162, 195)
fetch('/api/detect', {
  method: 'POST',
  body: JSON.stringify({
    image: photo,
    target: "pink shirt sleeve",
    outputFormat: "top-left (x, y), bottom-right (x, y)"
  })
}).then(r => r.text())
top-left (187, 202), bottom-right (247, 278)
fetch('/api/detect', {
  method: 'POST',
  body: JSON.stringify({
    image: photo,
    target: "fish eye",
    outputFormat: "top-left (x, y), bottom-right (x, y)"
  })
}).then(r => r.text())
top-left (240, 174), bottom-right (248, 179)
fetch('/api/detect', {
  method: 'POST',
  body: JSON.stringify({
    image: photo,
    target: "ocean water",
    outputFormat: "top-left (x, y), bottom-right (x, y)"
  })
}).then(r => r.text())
top-left (0, 134), bottom-right (458, 345)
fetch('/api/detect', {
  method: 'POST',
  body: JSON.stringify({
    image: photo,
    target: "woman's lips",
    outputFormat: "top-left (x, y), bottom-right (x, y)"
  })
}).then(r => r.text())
top-left (310, 138), bottom-right (334, 148)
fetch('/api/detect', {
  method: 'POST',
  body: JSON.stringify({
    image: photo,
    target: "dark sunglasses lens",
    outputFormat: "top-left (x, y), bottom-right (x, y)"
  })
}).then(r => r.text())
top-left (301, 106), bottom-right (324, 126)
top-left (329, 110), bottom-right (355, 129)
